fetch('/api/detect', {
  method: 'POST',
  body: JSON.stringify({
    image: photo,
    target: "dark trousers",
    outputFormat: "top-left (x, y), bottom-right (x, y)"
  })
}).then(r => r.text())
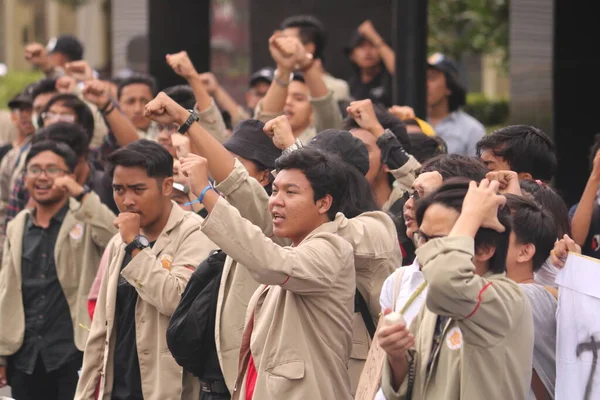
top-left (8, 354), bottom-right (82, 400)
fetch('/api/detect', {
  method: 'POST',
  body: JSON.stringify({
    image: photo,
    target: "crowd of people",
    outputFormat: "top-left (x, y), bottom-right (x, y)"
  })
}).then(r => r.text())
top-left (0, 13), bottom-right (592, 400)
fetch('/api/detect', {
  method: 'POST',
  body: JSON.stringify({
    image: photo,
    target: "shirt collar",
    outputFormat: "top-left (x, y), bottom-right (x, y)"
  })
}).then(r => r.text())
top-left (27, 202), bottom-right (70, 229)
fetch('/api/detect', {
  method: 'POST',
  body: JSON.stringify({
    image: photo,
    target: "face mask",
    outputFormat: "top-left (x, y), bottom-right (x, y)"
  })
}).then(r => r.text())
top-left (31, 113), bottom-right (39, 130)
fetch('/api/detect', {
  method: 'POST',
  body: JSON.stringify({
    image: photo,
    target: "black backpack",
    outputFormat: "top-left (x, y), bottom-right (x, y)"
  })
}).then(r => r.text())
top-left (166, 250), bottom-right (227, 380)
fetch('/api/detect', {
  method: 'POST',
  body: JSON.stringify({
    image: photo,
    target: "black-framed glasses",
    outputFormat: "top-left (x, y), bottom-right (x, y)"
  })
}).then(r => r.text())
top-left (26, 165), bottom-right (68, 178)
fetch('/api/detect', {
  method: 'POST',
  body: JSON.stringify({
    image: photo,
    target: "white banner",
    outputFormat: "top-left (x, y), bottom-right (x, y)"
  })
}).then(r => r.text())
top-left (556, 253), bottom-right (600, 400)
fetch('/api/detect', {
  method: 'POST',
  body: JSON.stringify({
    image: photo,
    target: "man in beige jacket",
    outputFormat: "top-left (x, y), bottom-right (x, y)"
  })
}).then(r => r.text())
top-left (75, 140), bottom-right (216, 400)
top-left (379, 178), bottom-right (534, 400)
top-left (179, 147), bottom-right (357, 399)
top-left (0, 141), bottom-right (117, 398)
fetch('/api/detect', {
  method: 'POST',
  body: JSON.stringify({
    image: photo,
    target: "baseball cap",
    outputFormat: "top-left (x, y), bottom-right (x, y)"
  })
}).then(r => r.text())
top-left (309, 129), bottom-right (370, 176)
top-left (427, 52), bottom-right (463, 85)
top-left (249, 67), bottom-right (275, 87)
top-left (47, 34), bottom-right (84, 61)
top-left (8, 91), bottom-right (33, 110)
top-left (224, 119), bottom-right (282, 170)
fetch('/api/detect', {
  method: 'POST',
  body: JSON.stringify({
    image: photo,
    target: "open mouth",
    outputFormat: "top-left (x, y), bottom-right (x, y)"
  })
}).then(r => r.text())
top-left (34, 183), bottom-right (53, 195)
top-left (272, 211), bottom-right (285, 224)
top-left (404, 214), bottom-right (415, 227)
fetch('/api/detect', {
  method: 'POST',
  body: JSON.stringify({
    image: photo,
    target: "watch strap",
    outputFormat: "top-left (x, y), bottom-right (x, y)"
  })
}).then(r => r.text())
top-left (177, 110), bottom-right (200, 134)
top-left (281, 138), bottom-right (304, 157)
top-left (75, 185), bottom-right (91, 202)
top-left (125, 235), bottom-right (149, 254)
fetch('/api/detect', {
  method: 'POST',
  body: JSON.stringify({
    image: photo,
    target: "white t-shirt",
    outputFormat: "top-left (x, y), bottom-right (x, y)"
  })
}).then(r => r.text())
top-left (376, 260), bottom-right (428, 400)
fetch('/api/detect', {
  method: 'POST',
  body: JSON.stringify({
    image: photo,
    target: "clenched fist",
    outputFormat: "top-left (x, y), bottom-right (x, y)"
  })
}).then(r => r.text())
top-left (114, 212), bottom-right (141, 245)
top-left (179, 154), bottom-right (211, 197)
top-left (65, 60), bottom-right (94, 82)
top-left (56, 75), bottom-right (77, 94)
top-left (25, 43), bottom-right (51, 70)
top-left (346, 99), bottom-right (385, 137)
top-left (264, 116), bottom-right (296, 150)
top-left (166, 51), bottom-right (199, 81)
top-left (144, 92), bottom-right (189, 126)
top-left (269, 34), bottom-right (301, 72)
top-left (82, 80), bottom-right (111, 108)
top-left (53, 175), bottom-right (85, 198)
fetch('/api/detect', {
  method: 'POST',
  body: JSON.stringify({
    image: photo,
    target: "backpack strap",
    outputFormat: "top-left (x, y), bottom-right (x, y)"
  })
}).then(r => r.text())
top-left (355, 289), bottom-right (377, 339)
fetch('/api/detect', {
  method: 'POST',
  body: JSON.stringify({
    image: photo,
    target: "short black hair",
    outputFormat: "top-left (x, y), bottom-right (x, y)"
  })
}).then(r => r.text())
top-left (117, 75), bottom-right (158, 100)
top-left (280, 15), bottom-right (327, 61)
top-left (40, 93), bottom-right (95, 141)
top-left (342, 103), bottom-right (412, 153)
top-left (476, 125), bottom-right (557, 182)
top-left (275, 147), bottom-right (377, 220)
top-left (33, 122), bottom-right (91, 159)
top-left (421, 154), bottom-right (488, 182)
top-left (107, 139), bottom-right (174, 179)
top-left (415, 178), bottom-right (511, 274)
top-left (26, 140), bottom-right (78, 173)
top-left (407, 133), bottom-right (447, 164)
top-left (505, 194), bottom-right (557, 272)
top-left (446, 76), bottom-right (466, 112)
top-left (31, 78), bottom-right (58, 101)
top-left (519, 179), bottom-right (571, 238)
top-left (163, 85), bottom-right (195, 110)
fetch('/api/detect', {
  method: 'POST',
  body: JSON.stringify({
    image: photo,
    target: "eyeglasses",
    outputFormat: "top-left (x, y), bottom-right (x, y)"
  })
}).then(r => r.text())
top-left (26, 165), bottom-right (68, 178)
top-left (41, 111), bottom-right (76, 123)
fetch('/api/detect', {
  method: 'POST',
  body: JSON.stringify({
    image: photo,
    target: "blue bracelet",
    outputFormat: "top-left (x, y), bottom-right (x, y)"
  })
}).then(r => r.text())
top-left (184, 185), bottom-right (213, 207)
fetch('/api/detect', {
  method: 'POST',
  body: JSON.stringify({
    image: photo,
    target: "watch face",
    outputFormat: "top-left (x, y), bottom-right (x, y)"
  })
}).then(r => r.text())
top-left (137, 236), bottom-right (150, 247)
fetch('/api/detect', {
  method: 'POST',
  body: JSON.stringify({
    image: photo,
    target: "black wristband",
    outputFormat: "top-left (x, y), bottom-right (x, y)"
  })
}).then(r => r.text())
top-left (103, 103), bottom-right (116, 116)
top-left (75, 185), bottom-right (91, 202)
top-left (178, 110), bottom-right (200, 134)
top-left (99, 99), bottom-right (113, 113)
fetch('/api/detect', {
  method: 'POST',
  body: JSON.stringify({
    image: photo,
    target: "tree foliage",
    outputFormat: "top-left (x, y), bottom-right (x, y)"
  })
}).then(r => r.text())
top-left (428, 0), bottom-right (509, 64)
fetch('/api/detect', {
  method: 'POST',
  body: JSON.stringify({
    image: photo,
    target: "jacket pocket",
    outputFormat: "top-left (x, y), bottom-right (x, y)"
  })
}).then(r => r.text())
top-left (266, 360), bottom-right (305, 395)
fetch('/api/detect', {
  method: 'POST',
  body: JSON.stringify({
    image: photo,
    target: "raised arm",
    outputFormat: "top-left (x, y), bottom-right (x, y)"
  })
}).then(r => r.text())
top-left (358, 20), bottom-right (396, 75)
top-left (82, 80), bottom-right (140, 147)
top-left (200, 72), bottom-right (251, 126)
top-left (417, 180), bottom-right (524, 344)
top-left (165, 51), bottom-right (228, 143)
top-left (571, 149), bottom-right (600, 246)
top-left (180, 155), bottom-right (353, 294)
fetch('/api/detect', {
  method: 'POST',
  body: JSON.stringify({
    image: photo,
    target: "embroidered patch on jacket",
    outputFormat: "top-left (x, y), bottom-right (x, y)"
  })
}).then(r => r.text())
top-left (69, 223), bottom-right (84, 240)
top-left (445, 327), bottom-right (463, 350)
top-left (160, 254), bottom-right (173, 271)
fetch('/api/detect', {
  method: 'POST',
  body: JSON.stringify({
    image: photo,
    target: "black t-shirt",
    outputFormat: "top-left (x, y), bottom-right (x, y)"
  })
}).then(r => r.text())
top-left (111, 242), bottom-right (155, 400)
top-left (348, 66), bottom-right (393, 107)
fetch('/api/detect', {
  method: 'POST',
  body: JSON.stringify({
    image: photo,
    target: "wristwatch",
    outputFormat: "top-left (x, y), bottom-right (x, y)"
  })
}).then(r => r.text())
top-left (125, 235), bottom-right (150, 254)
top-left (75, 185), bottom-right (91, 202)
top-left (177, 109), bottom-right (200, 134)
top-left (282, 138), bottom-right (304, 157)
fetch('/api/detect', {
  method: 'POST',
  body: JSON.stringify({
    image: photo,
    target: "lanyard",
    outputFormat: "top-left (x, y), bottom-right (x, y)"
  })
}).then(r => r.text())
top-left (399, 281), bottom-right (428, 315)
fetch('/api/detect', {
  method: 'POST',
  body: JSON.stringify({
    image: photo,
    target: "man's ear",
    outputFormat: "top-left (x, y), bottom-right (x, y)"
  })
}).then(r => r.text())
top-left (518, 172), bottom-right (533, 181)
top-left (258, 170), bottom-right (271, 187)
top-left (305, 43), bottom-right (316, 56)
top-left (517, 242), bottom-right (536, 264)
top-left (316, 194), bottom-right (333, 217)
top-left (474, 244), bottom-right (496, 263)
top-left (162, 176), bottom-right (174, 197)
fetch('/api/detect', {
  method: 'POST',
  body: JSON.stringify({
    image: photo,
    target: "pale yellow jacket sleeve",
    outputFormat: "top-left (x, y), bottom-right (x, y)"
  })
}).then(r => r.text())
top-left (195, 98), bottom-right (229, 143)
top-left (202, 197), bottom-right (352, 295)
top-left (416, 236), bottom-right (526, 346)
top-left (120, 226), bottom-right (215, 316)
top-left (71, 192), bottom-right (118, 247)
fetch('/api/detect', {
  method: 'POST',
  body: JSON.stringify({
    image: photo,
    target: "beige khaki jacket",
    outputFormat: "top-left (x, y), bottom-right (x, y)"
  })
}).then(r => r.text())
top-left (212, 160), bottom-right (401, 395)
top-left (75, 203), bottom-right (216, 400)
top-left (0, 193), bottom-right (117, 365)
top-left (202, 196), bottom-right (355, 400)
top-left (382, 236), bottom-right (534, 400)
